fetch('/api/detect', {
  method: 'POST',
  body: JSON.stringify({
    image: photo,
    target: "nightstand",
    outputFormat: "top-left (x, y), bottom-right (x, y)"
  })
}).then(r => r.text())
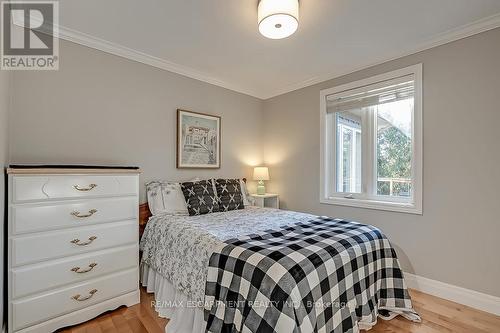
top-left (250, 193), bottom-right (279, 209)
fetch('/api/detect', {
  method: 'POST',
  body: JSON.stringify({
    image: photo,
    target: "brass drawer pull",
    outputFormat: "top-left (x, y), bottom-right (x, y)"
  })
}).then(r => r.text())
top-left (71, 289), bottom-right (98, 302)
top-left (73, 184), bottom-right (97, 191)
top-left (71, 209), bottom-right (98, 218)
top-left (71, 263), bottom-right (98, 274)
top-left (70, 236), bottom-right (97, 246)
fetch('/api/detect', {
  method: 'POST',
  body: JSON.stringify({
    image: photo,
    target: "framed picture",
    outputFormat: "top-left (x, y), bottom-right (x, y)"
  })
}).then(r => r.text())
top-left (177, 109), bottom-right (221, 169)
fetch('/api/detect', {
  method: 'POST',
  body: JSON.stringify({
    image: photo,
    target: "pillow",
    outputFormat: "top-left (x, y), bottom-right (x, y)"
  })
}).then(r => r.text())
top-left (239, 179), bottom-right (253, 206)
top-left (215, 179), bottom-right (245, 212)
top-left (146, 178), bottom-right (200, 216)
top-left (180, 180), bottom-right (220, 216)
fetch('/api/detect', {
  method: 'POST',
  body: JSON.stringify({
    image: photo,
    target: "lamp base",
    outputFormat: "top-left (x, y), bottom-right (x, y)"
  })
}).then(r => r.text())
top-left (256, 180), bottom-right (266, 195)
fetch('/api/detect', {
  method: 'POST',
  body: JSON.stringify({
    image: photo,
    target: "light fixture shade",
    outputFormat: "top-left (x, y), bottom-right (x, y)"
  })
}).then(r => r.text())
top-left (253, 167), bottom-right (270, 181)
top-left (258, 0), bottom-right (299, 39)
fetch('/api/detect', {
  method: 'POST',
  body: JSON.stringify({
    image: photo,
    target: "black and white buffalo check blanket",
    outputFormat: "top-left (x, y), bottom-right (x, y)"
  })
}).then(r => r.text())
top-left (204, 217), bottom-right (421, 332)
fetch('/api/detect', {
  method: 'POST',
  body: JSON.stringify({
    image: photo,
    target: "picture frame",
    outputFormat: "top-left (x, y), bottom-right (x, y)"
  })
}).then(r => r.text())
top-left (177, 109), bottom-right (221, 169)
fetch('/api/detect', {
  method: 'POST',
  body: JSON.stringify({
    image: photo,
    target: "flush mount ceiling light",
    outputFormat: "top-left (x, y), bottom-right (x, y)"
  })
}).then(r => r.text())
top-left (258, 0), bottom-right (299, 39)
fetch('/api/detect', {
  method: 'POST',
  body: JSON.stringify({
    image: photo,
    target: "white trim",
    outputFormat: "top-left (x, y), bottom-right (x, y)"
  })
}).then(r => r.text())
top-left (320, 64), bottom-right (423, 214)
top-left (10, 9), bottom-right (500, 99)
top-left (9, 14), bottom-right (263, 99)
top-left (321, 64), bottom-right (421, 97)
top-left (265, 12), bottom-right (500, 99)
top-left (55, 25), bottom-right (264, 98)
top-left (320, 197), bottom-right (421, 214)
top-left (404, 272), bottom-right (500, 316)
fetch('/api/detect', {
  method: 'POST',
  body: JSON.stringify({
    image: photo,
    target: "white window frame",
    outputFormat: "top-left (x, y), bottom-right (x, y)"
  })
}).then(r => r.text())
top-left (319, 64), bottom-right (423, 214)
top-left (336, 120), bottom-right (362, 193)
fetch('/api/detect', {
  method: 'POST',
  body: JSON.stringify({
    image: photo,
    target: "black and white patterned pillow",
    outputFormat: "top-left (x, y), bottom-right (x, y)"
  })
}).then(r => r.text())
top-left (215, 179), bottom-right (244, 212)
top-left (180, 180), bottom-right (220, 216)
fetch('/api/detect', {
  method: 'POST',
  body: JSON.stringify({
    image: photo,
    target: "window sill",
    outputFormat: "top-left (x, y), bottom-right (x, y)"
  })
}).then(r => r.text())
top-left (320, 197), bottom-right (422, 215)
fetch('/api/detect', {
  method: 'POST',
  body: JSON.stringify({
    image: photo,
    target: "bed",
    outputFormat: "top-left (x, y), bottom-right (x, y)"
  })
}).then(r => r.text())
top-left (139, 203), bottom-right (420, 333)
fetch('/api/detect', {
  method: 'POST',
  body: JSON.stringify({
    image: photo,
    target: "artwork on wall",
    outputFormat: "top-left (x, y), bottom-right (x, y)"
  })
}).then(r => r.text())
top-left (177, 109), bottom-right (221, 169)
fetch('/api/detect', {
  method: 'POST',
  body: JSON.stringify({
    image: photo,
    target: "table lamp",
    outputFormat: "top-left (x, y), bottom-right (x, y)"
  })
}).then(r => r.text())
top-left (253, 166), bottom-right (270, 195)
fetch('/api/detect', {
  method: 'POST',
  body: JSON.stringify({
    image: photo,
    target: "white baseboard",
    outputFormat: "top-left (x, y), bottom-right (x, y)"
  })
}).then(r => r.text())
top-left (404, 272), bottom-right (500, 316)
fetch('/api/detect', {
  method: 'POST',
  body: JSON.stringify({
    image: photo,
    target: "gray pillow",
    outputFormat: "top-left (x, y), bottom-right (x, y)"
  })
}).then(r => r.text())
top-left (180, 180), bottom-right (220, 216)
top-left (215, 179), bottom-right (244, 212)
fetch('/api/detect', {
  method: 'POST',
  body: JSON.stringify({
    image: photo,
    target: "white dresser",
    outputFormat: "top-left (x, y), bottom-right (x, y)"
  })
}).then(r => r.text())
top-left (7, 167), bottom-right (141, 333)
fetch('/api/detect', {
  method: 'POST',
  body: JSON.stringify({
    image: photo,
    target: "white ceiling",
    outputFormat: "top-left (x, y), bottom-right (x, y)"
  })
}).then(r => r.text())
top-left (55, 0), bottom-right (500, 99)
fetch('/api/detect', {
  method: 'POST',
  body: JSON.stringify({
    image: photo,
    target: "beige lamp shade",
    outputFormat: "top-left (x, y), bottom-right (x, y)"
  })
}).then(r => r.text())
top-left (253, 167), bottom-right (270, 181)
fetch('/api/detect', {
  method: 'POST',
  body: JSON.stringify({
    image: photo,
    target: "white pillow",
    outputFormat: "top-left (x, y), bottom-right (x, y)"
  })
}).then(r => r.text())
top-left (146, 178), bottom-right (200, 216)
top-left (240, 179), bottom-right (253, 206)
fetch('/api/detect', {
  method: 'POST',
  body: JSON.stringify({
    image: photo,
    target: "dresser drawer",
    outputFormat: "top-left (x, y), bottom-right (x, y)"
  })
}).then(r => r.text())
top-left (12, 268), bottom-right (138, 331)
top-left (12, 175), bottom-right (138, 203)
top-left (12, 221), bottom-right (137, 266)
top-left (12, 245), bottom-right (138, 299)
top-left (12, 197), bottom-right (138, 235)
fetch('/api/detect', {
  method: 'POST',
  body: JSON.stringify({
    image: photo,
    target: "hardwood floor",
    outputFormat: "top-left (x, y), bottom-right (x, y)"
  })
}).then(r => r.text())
top-left (369, 290), bottom-right (500, 333)
top-left (60, 288), bottom-right (500, 333)
top-left (58, 288), bottom-right (168, 333)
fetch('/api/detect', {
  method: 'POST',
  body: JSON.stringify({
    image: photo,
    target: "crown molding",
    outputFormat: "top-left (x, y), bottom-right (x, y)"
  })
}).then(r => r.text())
top-left (262, 12), bottom-right (500, 99)
top-left (56, 25), bottom-right (266, 99)
top-left (10, 10), bottom-right (500, 100)
top-left (10, 12), bottom-right (265, 99)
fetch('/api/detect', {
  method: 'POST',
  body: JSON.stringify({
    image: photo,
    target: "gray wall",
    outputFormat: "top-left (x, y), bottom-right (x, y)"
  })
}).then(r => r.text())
top-left (0, 69), bottom-right (10, 331)
top-left (9, 40), bottom-right (264, 201)
top-left (263, 28), bottom-right (500, 297)
top-left (7, 28), bottom-right (500, 298)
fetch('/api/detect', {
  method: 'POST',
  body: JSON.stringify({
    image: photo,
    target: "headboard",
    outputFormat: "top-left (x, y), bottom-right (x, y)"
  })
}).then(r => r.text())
top-left (139, 178), bottom-right (247, 237)
top-left (139, 202), bottom-right (152, 237)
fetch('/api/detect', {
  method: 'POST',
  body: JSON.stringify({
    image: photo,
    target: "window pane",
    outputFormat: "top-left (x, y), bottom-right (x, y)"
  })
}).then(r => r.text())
top-left (336, 111), bottom-right (362, 193)
top-left (376, 98), bottom-right (413, 197)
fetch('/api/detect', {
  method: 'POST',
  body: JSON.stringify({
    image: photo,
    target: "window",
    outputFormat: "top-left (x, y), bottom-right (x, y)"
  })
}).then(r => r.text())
top-left (320, 65), bottom-right (422, 214)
